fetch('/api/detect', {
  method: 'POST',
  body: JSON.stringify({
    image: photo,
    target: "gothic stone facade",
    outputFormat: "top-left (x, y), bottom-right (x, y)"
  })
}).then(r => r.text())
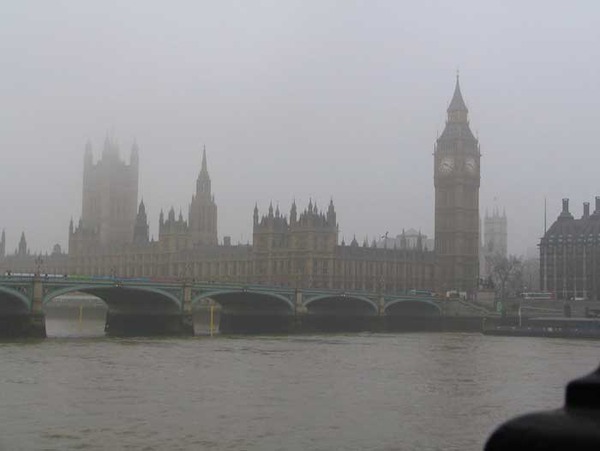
top-left (4, 79), bottom-right (478, 295)
top-left (65, 137), bottom-right (436, 293)
top-left (251, 201), bottom-right (434, 292)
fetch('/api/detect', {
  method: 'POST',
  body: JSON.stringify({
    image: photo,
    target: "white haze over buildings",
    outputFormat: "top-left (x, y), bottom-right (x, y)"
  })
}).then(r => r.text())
top-left (1, 1), bottom-right (598, 256)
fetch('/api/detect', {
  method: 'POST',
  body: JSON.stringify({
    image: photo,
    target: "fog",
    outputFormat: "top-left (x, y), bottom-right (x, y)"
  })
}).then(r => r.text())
top-left (1, 1), bottom-right (598, 256)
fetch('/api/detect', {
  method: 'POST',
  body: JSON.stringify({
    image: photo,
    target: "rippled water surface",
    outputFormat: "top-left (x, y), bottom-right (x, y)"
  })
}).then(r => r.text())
top-left (1, 327), bottom-right (598, 450)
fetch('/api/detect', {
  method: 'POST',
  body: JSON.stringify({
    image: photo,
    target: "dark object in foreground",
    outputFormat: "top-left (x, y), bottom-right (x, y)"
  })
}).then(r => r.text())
top-left (485, 365), bottom-right (600, 450)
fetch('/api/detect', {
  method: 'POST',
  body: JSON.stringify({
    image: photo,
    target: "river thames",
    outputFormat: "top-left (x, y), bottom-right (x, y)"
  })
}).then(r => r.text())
top-left (1, 317), bottom-right (598, 450)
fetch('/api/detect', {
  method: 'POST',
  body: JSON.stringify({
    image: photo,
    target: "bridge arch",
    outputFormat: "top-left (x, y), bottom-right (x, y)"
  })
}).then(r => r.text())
top-left (384, 298), bottom-right (442, 316)
top-left (43, 284), bottom-right (182, 314)
top-left (191, 289), bottom-right (294, 314)
top-left (0, 285), bottom-right (31, 314)
top-left (303, 293), bottom-right (379, 315)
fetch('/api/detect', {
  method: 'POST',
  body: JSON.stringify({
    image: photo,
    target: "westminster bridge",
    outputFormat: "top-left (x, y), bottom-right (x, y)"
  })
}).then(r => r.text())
top-left (0, 275), bottom-right (488, 337)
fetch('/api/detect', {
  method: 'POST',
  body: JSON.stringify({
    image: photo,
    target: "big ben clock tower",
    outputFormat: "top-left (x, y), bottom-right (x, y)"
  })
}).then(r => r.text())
top-left (434, 75), bottom-right (480, 295)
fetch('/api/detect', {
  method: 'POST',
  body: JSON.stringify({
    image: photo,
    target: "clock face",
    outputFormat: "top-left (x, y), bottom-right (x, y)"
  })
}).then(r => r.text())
top-left (465, 157), bottom-right (477, 174)
top-left (439, 157), bottom-right (454, 174)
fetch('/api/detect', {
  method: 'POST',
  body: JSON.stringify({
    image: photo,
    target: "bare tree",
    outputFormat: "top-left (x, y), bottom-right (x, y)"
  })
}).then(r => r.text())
top-left (521, 257), bottom-right (540, 292)
top-left (487, 254), bottom-right (523, 300)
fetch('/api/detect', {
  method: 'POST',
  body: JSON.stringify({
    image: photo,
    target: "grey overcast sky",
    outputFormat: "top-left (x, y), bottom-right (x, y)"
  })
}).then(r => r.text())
top-left (1, 1), bottom-right (599, 256)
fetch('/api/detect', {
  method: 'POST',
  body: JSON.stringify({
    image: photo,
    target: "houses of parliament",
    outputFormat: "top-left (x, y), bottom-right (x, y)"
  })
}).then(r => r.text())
top-left (0, 78), bottom-right (482, 296)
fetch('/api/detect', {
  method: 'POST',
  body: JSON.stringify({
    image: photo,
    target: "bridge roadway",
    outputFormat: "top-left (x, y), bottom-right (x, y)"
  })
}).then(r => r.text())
top-left (0, 275), bottom-right (472, 337)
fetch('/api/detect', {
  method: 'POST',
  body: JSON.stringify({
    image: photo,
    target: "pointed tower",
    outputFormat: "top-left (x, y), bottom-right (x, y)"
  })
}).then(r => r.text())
top-left (196, 146), bottom-right (211, 195)
top-left (0, 229), bottom-right (5, 258)
top-left (133, 200), bottom-right (150, 245)
top-left (188, 146), bottom-right (218, 246)
top-left (290, 200), bottom-right (297, 224)
top-left (434, 75), bottom-right (481, 294)
top-left (327, 198), bottom-right (336, 226)
top-left (18, 232), bottom-right (27, 256)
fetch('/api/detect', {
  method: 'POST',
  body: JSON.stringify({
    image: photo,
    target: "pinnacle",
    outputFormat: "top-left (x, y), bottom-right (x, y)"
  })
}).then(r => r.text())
top-left (447, 75), bottom-right (468, 113)
top-left (201, 146), bottom-right (208, 172)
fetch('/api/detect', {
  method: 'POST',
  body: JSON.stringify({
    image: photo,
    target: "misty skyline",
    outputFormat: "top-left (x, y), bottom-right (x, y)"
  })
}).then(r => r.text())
top-left (2, 1), bottom-right (599, 256)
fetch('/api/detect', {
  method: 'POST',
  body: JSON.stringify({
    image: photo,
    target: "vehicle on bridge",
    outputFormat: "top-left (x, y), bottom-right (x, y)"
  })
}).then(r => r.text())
top-left (520, 292), bottom-right (554, 301)
top-left (408, 289), bottom-right (435, 297)
top-left (445, 290), bottom-right (467, 300)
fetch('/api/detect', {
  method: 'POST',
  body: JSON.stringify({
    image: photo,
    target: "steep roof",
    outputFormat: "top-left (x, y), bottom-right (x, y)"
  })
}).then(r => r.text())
top-left (447, 75), bottom-right (468, 113)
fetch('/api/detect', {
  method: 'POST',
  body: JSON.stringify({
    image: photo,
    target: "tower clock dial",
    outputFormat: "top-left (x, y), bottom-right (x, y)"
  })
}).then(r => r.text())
top-left (465, 157), bottom-right (477, 174)
top-left (439, 157), bottom-right (454, 174)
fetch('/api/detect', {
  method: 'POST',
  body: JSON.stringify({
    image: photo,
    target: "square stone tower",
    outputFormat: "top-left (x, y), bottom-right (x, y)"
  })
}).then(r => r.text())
top-left (434, 76), bottom-right (481, 295)
top-left (80, 136), bottom-right (139, 248)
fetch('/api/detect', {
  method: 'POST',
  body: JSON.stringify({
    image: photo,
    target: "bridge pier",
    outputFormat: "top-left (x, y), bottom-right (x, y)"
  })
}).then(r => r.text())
top-left (0, 314), bottom-right (45, 338)
top-left (378, 295), bottom-right (385, 316)
top-left (27, 314), bottom-right (46, 338)
top-left (0, 276), bottom-right (46, 338)
top-left (292, 289), bottom-right (307, 331)
top-left (28, 277), bottom-right (46, 337)
top-left (181, 284), bottom-right (194, 335)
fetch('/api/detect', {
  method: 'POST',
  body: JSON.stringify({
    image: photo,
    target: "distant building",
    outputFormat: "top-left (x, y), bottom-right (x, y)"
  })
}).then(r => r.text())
top-left (68, 140), bottom-right (238, 278)
top-left (540, 198), bottom-right (600, 300)
top-left (480, 206), bottom-right (508, 278)
top-left (2, 77), bottom-right (481, 297)
top-left (75, 135), bottom-right (139, 249)
top-left (375, 230), bottom-right (434, 251)
top-left (0, 230), bottom-right (68, 275)
top-left (251, 201), bottom-right (434, 291)
top-left (61, 135), bottom-right (437, 292)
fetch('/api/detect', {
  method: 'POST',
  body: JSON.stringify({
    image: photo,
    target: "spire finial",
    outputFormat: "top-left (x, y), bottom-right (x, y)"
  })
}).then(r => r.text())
top-left (201, 145), bottom-right (207, 172)
top-left (447, 72), bottom-right (468, 118)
